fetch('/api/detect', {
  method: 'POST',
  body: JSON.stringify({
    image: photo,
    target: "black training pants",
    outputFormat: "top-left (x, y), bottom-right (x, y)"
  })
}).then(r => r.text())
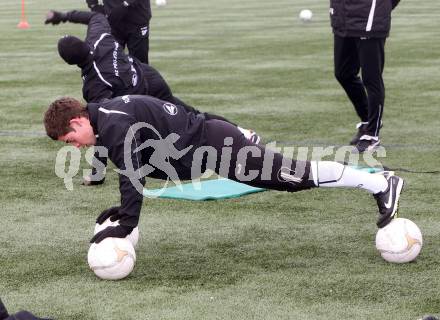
top-left (334, 35), bottom-right (386, 137)
top-left (189, 120), bottom-right (315, 192)
top-left (114, 25), bottom-right (150, 64)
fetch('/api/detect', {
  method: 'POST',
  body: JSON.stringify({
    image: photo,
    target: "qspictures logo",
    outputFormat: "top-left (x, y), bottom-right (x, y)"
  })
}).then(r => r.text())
top-left (54, 121), bottom-right (387, 195)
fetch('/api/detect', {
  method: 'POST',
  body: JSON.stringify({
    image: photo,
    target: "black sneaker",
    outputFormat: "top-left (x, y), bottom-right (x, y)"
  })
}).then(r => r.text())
top-left (353, 135), bottom-right (380, 153)
top-left (349, 122), bottom-right (368, 145)
top-left (374, 175), bottom-right (404, 228)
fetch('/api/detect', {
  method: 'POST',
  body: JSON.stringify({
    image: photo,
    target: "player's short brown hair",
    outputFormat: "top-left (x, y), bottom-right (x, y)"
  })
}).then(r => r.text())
top-left (44, 97), bottom-right (89, 140)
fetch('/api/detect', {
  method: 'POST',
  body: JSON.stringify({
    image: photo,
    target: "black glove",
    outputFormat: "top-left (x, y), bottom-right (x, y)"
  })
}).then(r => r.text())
top-left (95, 206), bottom-right (123, 224)
top-left (44, 10), bottom-right (67, 25)
top-left (108, 5), bottom-right (129, 25)
top-left (90, 225), bottom-right (134, 243)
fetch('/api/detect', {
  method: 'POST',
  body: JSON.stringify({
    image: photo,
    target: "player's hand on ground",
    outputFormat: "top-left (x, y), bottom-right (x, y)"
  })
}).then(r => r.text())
top-left (96, 206), bottom-right (122, 224)
top-left (90, 225), bottom-right (134, 243)
top-left (44, 10), bottom-right (66, 25)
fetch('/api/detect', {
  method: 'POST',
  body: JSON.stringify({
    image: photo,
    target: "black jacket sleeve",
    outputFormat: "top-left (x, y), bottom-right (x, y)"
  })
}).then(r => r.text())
top-left (65, 10), bottom-right (95, 24)
top-left (83, 79), bottom-right (114, 103)
top-left (101, 116), bottom-right (146, 228)
top-left (63, 11), bottom-right (112, 45)
top-left (85, 12), bottom-right (112, 45)
top-left (392, 0), bottom-right (400, 9)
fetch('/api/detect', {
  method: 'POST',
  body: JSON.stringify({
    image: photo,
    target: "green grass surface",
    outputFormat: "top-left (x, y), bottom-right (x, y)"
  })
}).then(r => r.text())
top-left (0, 0), bottom-right (439, 319)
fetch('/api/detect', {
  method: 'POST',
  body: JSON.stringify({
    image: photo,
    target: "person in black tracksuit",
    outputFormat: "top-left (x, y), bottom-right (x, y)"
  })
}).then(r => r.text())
top-left (45, 10), bottom-right (257, 185)
top-left (329, 0), bottom-right (401, 152)
top-left (85, 0), bottom-right (151, 64)
top-left (44, 95), bottom-right (404, 243)
top-left (45, 10), bottom-right (227, 118)
top-left (0, 298), bottom-right (52, 320)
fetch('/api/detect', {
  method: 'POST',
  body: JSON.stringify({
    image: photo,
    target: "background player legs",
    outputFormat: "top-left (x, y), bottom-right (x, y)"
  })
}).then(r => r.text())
top-left (358, 38), bottom-right (386, 138)
top-left (334, 35), bottom-right (369, 123)
top-left (127, 26), bottom-right (149, 64)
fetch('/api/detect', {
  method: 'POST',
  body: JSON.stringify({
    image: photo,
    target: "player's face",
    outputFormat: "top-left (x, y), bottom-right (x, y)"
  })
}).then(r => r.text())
top-left (58, 117), bottom-right (96, 148)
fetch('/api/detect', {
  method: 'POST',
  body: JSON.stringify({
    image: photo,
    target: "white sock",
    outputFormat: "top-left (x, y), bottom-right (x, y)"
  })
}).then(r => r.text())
top-left (310, 161), bottom-right (388, 194)
top-left (237, 126), bottom-right (252, 139)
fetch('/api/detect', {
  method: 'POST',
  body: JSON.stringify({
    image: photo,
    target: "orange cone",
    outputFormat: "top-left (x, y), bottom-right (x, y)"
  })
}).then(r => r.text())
top-left (17, 0), bottom-right (30, 29)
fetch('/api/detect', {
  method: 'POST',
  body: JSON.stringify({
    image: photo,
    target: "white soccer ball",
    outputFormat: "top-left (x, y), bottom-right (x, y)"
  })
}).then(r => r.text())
top-left (375, 218), bottom-right (423, 263)
top-left (94, 218), bottom-right (139, 247)
top-left (155, 0), bottom-right (167, 6)
top-left (299, 9), bottom-right (313, 22)
top-left (88, 237), bottom-right (136, 280)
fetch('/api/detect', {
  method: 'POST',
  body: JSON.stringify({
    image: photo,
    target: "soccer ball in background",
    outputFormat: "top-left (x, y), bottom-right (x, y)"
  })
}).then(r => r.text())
top-left (375, 218), bottom-right (423, 263)
top-left (156, 0), bottom-right (167, 7)
top-left (299, 9), bottom-right (313, 22)
top-left (88, 237), bottom-right (136, 280)
top-left (94, 218), bottom-right (139, 247)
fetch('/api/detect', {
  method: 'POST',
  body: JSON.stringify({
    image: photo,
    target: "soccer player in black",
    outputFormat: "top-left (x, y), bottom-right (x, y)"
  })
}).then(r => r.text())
top-left (85, 0), bottom-right (151, 64)
top-left (329, 0), bottom-right (400, 152)
top-left (44, 95), bottom-right (404, 244)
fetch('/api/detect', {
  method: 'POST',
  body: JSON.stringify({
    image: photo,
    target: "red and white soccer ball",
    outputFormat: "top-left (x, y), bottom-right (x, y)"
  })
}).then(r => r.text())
top-left (375, 218), bottom-right (423, 263)
top-left (88, 237), bottom-right (136, 280)
top-left (94, 218), bottom-right (139, 247)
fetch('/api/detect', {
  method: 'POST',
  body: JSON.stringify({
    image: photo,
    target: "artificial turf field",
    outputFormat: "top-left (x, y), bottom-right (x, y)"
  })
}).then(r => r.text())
top-left (0, 0), bottom-right (439, 319)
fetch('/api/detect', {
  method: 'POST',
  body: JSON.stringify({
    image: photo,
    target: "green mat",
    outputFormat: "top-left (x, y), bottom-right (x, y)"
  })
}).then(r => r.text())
top-left (143, 166), bottom-right (381, 201)
top-left (143, 178), bottom-right (266, 201)
top-left (350, 166), bottom-right (384, 173)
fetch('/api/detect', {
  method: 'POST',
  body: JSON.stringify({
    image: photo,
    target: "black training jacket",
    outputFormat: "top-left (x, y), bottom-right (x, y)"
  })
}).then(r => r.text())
top-left (87, 95), bottom-right (206, 227)
top-left (329, 0), bottom-right (401, 37)
top-left (64, 11), bottom-right (147, 103)
top-left (104, 0), bottom-right (151, 33)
